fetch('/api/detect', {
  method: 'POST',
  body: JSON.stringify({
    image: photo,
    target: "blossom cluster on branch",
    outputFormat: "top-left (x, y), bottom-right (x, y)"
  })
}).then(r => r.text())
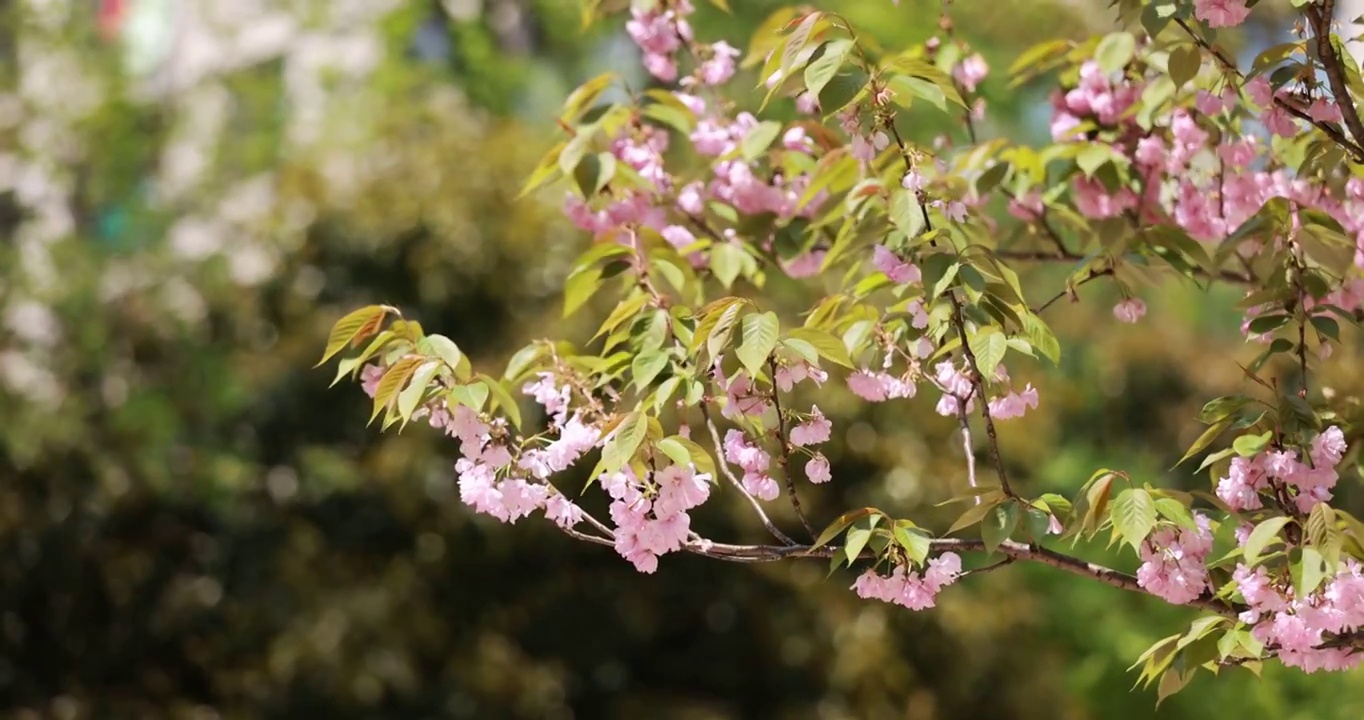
top-left (322, 0), bottom-right (1364, 701)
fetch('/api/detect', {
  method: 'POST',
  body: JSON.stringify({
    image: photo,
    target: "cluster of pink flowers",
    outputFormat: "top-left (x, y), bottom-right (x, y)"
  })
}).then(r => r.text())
top-left (847, 368), bottom-right (917, 403)
top-left (625, 0), bottom-right (694, 82)
top-left (1136, 513), bottom-right (1214, 605)
top-left (1216, 426), bottom-right (1347, 513)
top-left (362, 362), bottom-right (599, 530)
top-left (1045, 58), bottom-right (1364, 300)
top-left (775, 359), bottom-right (828, 392)
top-left (873, 244), bottom-right (921, 285)
top-left (790, 405), bottom-right (834, 484)
top-left (603, 462), bottom-right (712, 573)
top-left (932, 361), bottom-right (1039, 421)
top-left (1050, 60), bottom-right (1142, 142)
top-left (716, 367), bottom-right (772, 420)
top-left (723, 429), bottom-right (779, 500)
top-left (852, 553), bottom-right (964, 610)
top-left (1233, 560), bottom-right (1364, 672)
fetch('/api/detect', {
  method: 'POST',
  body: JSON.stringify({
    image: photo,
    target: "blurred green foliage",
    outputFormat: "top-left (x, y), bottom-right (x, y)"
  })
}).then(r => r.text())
top-left (2, 1), bottom-right (1364, 719)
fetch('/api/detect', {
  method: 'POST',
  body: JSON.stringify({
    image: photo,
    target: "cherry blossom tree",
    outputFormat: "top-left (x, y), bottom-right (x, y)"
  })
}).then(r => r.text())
top-left (322, 0), bottom-right (1364, 701)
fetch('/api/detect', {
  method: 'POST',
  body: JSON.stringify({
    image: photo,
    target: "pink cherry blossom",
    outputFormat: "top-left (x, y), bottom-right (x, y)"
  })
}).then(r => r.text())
top-left (1194, 0), bottom-right (1251, 28)
top-left (953, 54), bottom-right (989, 93)
top-left (872, 245), bottom-right (921, 284)
top-left (805, 454), bottom-right (832, 483)
top-left (790, 405), bottom-right (832, 446)
top-left (1113, 298), bottom-right (1146, 323)
top-left (852, 553), bottom-right (963, 611)
top-left (1136, 514), bottom-right (1213, 605)
top-left (698, 41), bottom-right (739, 86)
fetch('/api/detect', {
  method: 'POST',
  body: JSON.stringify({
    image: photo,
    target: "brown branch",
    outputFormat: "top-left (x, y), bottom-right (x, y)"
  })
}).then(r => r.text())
top-left (1174, 15), bottom-right (1364, 162)
top-left (671, 536), bottom-right (1242, 617)
top-left (769, 357), bottom-right (816, 540)
top-left (1034, 266), bottom-right (1114, 314)
top-left (1306, 1), bottom-right (1364, 163)
top-left (701, 404), bottom-right (798, 546)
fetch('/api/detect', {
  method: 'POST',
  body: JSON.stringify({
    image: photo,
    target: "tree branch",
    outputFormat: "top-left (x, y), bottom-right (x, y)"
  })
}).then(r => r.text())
top-left (663, 535), bottom-right (1244, 617)
top-left (1175, 14), bottom-right (1364, 162)
top-left (1306, 1), bottom-right (1364, 162)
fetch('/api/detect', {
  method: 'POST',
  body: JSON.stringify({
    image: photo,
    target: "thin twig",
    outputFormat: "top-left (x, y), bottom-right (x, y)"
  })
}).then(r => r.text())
top-left (1034, 266), bottom-right (1115, 314)
top-left (769, 357), bottom-right (816, 540)
top-left (701, 404), bottom-right (798, 546)
top-left (884, 119), bottom-right (1016, 500)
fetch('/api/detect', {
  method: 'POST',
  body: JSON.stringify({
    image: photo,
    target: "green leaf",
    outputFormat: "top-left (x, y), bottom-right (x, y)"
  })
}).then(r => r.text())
top-left (1307, 502), bottom-right (1342, 567)
top-left (564, 266), bottom-right (605, 317)
top-left (601, 411), bottom-right (648, 474)
top-left (319, 305), bottom-right (392, 366)
top-left (740, 120), bottom-right (784, 161)
top-left (1154, 497), bottom-right (1197, 531)
top-left (1243, 516), bottom-right (1292, 564)
top-left (736, 311), bottom-right (781, 377)
top-left (665, 435), bottom-right (717, 478)
top-left (1296, 546), bottom-right (1328, 596)
top-left (893, 521), bottom-right (932, 566)
top-left (395, 360), bottom-right (440, 426)
top-left (1021, 312), bottom-right (1061, 364)
top-left (785, 327), bottom-right (853, 367)
top-left (478, 373), bottom-right (523, 429)
top-left (1198, 395), bottom-right (1254, 424)
top-left (1168, 44), bottom-right (1202, 90)
top-left (711, 242), bottom-right (745, 288)
top-left (1095, 31), bottom-right (1136, 74)
top-left (889, 190), bottom-right (925, 237)
top-left (559, 71), bottom-right (616, 122)
top-left (503, 343), bottom-right (546, 382)
top-left (447, 382), bottom-right (490, 411)
top-left (1233, 431), bottom-right (1273, 457)
top-left (981, 503), bottom-right (1019, 555)
top-left (889, 74), bottom-right (947, 112)
top-left (804, 39), bottom-right (853, 98)
top-left (1077, 143), bottom-right (1124, 176)
top-left (1177, 418), bottom-right (1231, 466)
top-left (1247, 314), bottom-right (1290, 335)
top-left (656, 437), bottom-right (692, 467)
top-left (948, 495), bottom-right (1005, 534)
top-left (369, 357), bottom-right (422, 423)
top-left (1310, 315), bottom-right (1340, 341)
top-left (814, 507), bottom-right (881, 549)
top-left (967, 327), bottom-right (1008, 378)
top-left (1155, 667), bottom-right (1192, 707)
top-left (632, 349), bottom-right (669, 390)
top-left (1111, 488), bottom-right (1157, 552)
top-left (844, 514), bottom-right (883, 566)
